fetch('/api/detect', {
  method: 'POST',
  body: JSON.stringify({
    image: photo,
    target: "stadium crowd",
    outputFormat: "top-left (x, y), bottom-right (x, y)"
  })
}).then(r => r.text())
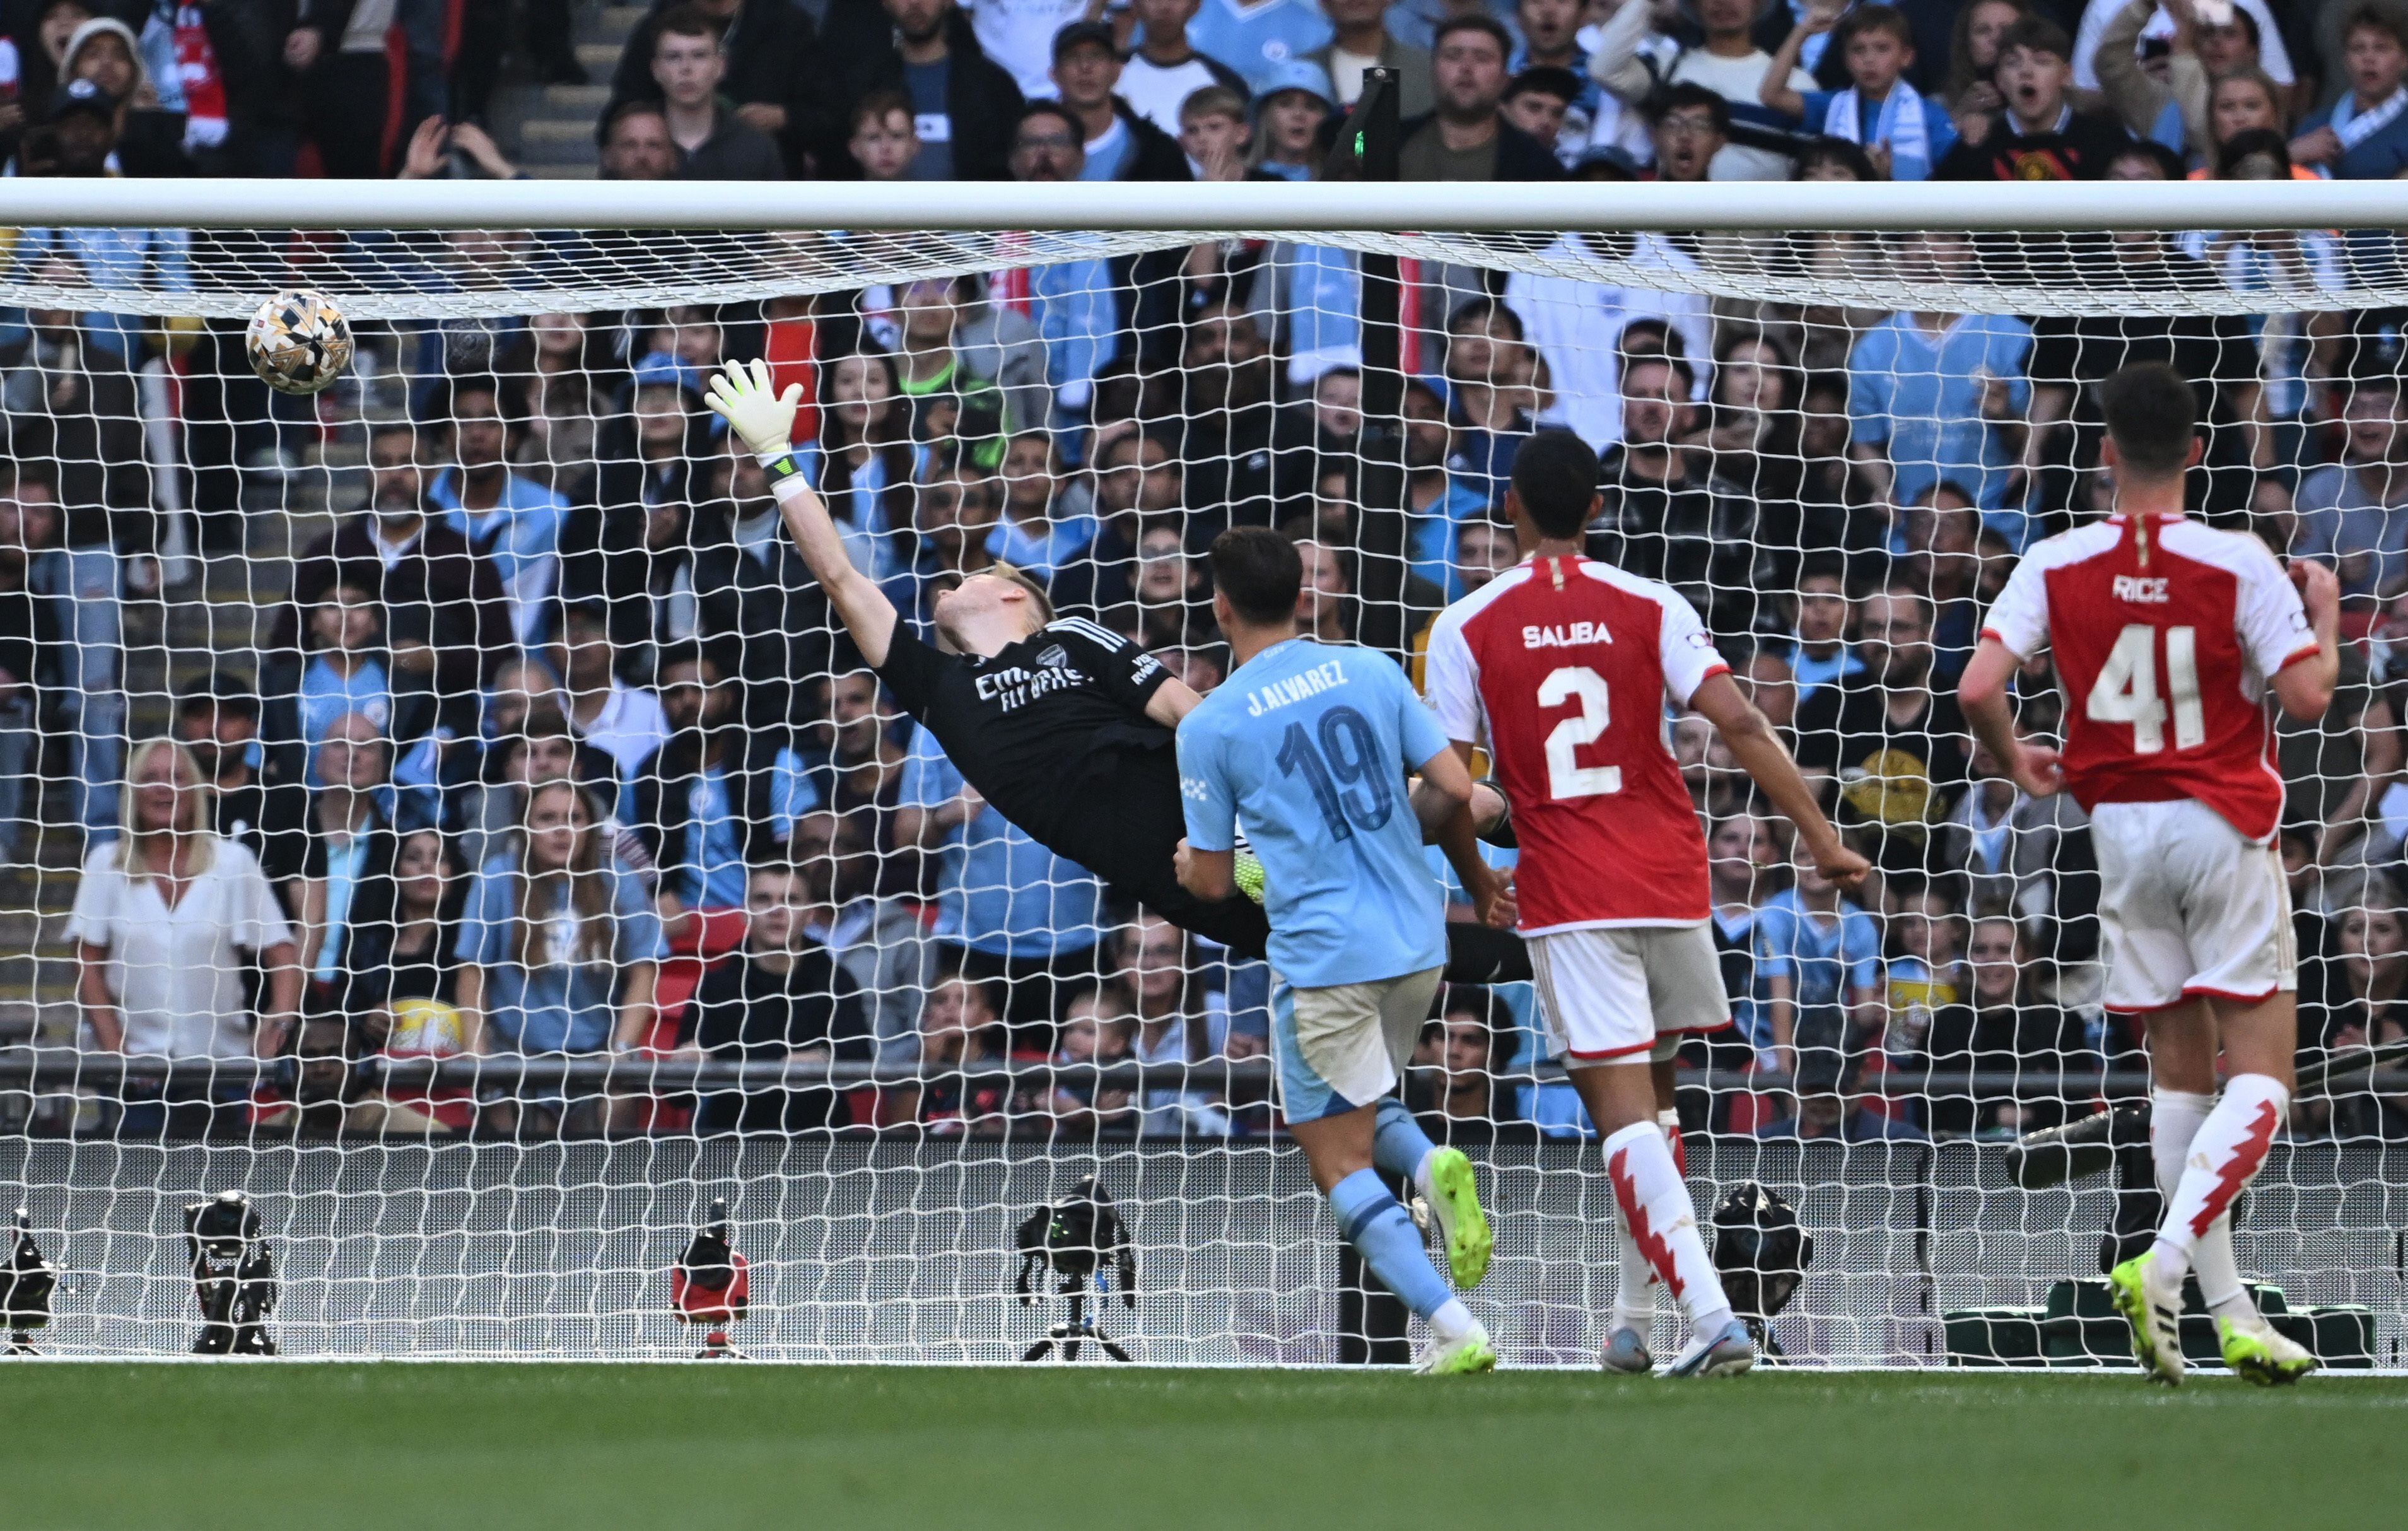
top-left (11, 0), bottom-right (2408, 1142)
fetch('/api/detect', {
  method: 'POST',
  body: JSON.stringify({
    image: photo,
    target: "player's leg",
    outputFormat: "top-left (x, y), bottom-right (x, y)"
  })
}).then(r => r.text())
top-left (1372, 1096), bottom-right (1492, 1290)
top-left (2105, 805), bottom-right (2308, 1383)
top-left (1534, 930), bottom-right (1749, 1376)
top-left (1274, 971), bottom-right (1491, 1373)
top-left (1603, 1037), bottom-right (1686, 1373)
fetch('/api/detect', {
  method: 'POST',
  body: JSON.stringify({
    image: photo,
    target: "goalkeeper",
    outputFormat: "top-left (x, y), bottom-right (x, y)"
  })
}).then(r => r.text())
top-left (706, 361), bottom-right (1522, 976)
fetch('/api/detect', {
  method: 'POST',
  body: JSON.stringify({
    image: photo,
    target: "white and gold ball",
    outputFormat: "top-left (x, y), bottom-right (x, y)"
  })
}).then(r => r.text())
top-left (244, 288), bottom-right (354, 396)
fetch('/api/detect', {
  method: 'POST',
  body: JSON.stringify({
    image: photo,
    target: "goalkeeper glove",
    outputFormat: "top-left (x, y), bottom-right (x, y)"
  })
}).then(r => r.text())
top-left (704, 358), bottom-right (804, 462)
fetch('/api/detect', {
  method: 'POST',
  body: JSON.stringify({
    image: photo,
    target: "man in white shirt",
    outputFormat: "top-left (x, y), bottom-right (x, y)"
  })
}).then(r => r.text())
top-left (971, 0), bottom-right (1104, 100)
top-left (1501, 208), bottom-right (1712, 450)
top-left (1589, 0), bottom-right (1814, 180)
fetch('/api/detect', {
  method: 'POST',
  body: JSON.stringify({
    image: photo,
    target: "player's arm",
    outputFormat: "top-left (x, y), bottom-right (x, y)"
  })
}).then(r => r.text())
top-left (705, 360), bottom-right (899, 667)
top-left (2271, 558), bottom-right (2342, 722)
top-left (1958, 638), bottom-right (2066, 797)
top-left (1144, 678), bottom-right (1203, 728)
top-left (1172, 725), bottom-right (1237, 903)
top-left (1688, 672), bottom-right (1870, 891)
top-left (1422, 742), bottom-right (1514, 929)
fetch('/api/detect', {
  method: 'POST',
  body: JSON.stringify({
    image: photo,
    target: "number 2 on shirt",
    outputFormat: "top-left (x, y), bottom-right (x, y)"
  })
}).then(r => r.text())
top-left (1540, 666), bottom-right (1623, 799)
top-left (1276, 706), bottom-right (1396, 840)
top-left (2087, 623), bottom-right (2204, 754)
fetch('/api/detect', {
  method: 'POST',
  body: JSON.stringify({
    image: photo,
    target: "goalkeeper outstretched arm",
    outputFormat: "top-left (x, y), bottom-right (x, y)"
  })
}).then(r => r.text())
top-left (706, 360), bottom-right (899, 667)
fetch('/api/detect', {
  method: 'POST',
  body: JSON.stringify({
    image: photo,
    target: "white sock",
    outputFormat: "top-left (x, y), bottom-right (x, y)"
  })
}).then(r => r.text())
top-left (1412, 1149), bottom-right (1437, 1204)
top-left (2153, 1088), bottom-right (2253, 1318)
top-left (1603, 1121), bottom-right (1733, 1337)
top-left (1656, 1106), bottom-right (1686, 1178)
top-left (1611, 1216), bottom-right (1654, 1335)
top-left (2154, 1074), bottom-right (2289, 1286)
top-left (1427, 1297), bottom-right (1477, 1344)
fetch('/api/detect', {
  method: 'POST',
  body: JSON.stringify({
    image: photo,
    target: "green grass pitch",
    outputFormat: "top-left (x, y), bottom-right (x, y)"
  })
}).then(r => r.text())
top-left (6, 1364), bottom-right (2399, 1528)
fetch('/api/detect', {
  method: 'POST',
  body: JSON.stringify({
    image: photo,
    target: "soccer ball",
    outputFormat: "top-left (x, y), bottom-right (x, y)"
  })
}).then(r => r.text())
top-left (244, 288), bottom-right (354, 396)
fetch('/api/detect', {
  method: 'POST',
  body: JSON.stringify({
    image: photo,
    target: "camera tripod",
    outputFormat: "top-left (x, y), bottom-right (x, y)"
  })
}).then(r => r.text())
top-left (1021, 1276), bottom-right (1133, 1363)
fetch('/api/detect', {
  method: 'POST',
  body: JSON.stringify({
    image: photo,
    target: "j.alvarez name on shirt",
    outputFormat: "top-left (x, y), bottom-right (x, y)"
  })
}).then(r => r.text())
top-left (1244, 660), bottom-right (1348, 717)
top-left (1523, 620), bottom-right (1615, 649)
top-left (974, 663), bottom-right (1089, 712)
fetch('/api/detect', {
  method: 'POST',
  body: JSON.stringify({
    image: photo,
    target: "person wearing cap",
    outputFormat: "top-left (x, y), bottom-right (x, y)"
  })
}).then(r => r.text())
top-left (1252, 58), bottom-right (1334, 179)
top-left (1311, 0), bottom-right (1433, 119)
top-left (56, 13), bottom-right (189, 176)
top-left (1049, 19), bottom-right (1190, 180)
top-left (1119, 0), bottom-right (1252, 138)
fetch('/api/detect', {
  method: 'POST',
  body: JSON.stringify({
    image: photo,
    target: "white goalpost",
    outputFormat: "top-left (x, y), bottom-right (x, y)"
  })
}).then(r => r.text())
top-left (0, 179), bottom-right (2403, 1366)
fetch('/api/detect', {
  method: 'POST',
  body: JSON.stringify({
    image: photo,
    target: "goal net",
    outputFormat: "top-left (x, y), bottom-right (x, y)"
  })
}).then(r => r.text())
top-left (1, 180), bottom-right (2403, 1366)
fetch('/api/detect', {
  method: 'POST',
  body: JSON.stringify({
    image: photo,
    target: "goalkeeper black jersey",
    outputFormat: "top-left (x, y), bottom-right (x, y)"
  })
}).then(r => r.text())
top-left (874, 613), bottom-right (1174, 841)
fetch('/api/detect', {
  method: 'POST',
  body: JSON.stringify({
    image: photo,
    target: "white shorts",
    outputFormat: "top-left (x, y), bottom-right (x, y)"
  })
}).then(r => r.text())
top-left (2090, 797), bottom-right (2296, 1014)
top-left (1527, 924), bottom-right (1732, 1066)
top-left (1270, 966), bottom-right (1444, 1123)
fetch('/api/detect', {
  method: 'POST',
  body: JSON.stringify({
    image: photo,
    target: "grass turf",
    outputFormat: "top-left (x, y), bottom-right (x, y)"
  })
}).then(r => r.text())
top-left (6, 1364), bottom-right (2399, 1528)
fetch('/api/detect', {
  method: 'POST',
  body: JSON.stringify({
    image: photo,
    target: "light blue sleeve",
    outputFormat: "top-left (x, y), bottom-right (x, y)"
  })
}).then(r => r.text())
top-left (899, 730), bottom-right (964, 811)
top-left (456, 867), bottom-right (510, 966)
top-left (1390, 656), bottom-right (1452, 770)
top-left (1847, 327), bottom-right (1893, 444)
top-left (1926, 98), bottom-right (1960, 158)
top-left (1037, 259), bottom-right (1116, 396)
top-left (1844, 910), bottom-right (1884, 992)
top-left (139, 11), bottom-right (187, 114)
top-left (1285, 245), bottom-right (1360, 360)
top-left (617, 869), bottom-right (670, 963)
top-left (770, 747), bottom-right (822, 840)
top-left (1177, 712), bottom-right (1238, 853)
top-left (1997, 319), bottom-right (2035, 413)
top-left (1751, 905), bottom-right (1797, 985)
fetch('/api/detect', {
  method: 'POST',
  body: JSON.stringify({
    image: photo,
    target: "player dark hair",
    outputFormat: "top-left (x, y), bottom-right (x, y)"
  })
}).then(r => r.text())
top-left (1997, 15), bottom-right (2072, 64)
top-left (1648, 81), bottom-right (1731, 132)
top-left (1836, 3), bottom-right (1913, 50)
top-left (1433, 13), bottom-right (1512, 59)
top-left (1016, 100), bottom-right (1084, 143)
top-left (1509, 430), bottom-right (1600, 541)
top-left (655, 4), bottom-right (728, 46)
top-left (1504, 67), bottom-right (1582, 107)
top-left (2098, 362), bottom-right (2198, 480)
top-left (1209, 526), bottom-right (1303, 626)
top-left (2344, 3), bottom-right (2408, 52)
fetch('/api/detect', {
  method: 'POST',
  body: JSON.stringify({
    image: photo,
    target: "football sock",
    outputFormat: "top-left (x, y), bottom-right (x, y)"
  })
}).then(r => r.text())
top-left (1610, 1112), bottom-right (1686, 1334)
top-left (1611, 1216), bottom-right (1654, 1335)
top-left (1328, 1168), bottom-right (1456, 1323)
top-left (1372, 1097), bottom-right (1440, 1200)
top-left (1603, 1122), bottom-right (1733, 1335)
top-left (2153, 1074), bottom-right (2289, 1288)
top-left (1657, 1106), bottom-right (1686, 1178)
top-left (2153, 1088), bottom-right (2253, 1318)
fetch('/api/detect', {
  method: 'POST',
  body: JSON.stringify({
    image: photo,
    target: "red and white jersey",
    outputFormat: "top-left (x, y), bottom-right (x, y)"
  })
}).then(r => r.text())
top-left (1425, 554), bottom-right (1727, 932)
top-left (1979, 513), bottom-right (2317, 843)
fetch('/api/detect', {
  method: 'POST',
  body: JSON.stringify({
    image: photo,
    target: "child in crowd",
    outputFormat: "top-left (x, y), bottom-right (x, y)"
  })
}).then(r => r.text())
top-left (1765, 3), bottom-right (1957, 182)
top-left (1934, 15), bottom-right (2132, 180)
top-left (848, 90), bottom-right (921, 182)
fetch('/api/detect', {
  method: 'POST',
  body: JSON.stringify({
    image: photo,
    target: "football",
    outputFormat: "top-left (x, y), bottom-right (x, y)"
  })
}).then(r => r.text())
top-left (243, 288), bottom-right (354, 396)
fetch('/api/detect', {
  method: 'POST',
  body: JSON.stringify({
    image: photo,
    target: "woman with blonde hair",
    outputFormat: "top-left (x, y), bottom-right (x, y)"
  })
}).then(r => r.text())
top-left (67, 738), bottom-right (299, 1134)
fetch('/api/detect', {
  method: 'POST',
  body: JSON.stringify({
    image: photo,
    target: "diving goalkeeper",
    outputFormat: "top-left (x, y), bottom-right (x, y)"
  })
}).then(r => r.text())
top-left (705, 362), bottom-right (1524, 976)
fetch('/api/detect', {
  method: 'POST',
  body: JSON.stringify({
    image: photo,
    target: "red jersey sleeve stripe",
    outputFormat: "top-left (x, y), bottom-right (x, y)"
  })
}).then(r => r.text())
top-left (2274, 642), bottom-right (2322, 674)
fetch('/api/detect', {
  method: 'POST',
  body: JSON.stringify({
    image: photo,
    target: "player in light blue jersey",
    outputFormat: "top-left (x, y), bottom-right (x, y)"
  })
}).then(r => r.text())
top-left (1176, 528), bottom-right (1515, 1373)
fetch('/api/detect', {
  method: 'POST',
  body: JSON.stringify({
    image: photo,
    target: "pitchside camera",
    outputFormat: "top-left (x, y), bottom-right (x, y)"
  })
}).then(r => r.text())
top-left (185, 1190), bottom-right (278, 1355)
top-left (3, 1207), bottom-right (59, 1355)
top-left (1014, 1175), bottom-right (1137, 1362)
top-left (670, 1197), bottom-right (750, 1359)
top-left (1712, 1183), bottom-right (1813, 1356)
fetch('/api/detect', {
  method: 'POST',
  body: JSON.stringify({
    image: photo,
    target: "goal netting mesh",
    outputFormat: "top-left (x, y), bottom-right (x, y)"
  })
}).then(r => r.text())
top-left (4, 189), bottom-right (2405, 1366)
